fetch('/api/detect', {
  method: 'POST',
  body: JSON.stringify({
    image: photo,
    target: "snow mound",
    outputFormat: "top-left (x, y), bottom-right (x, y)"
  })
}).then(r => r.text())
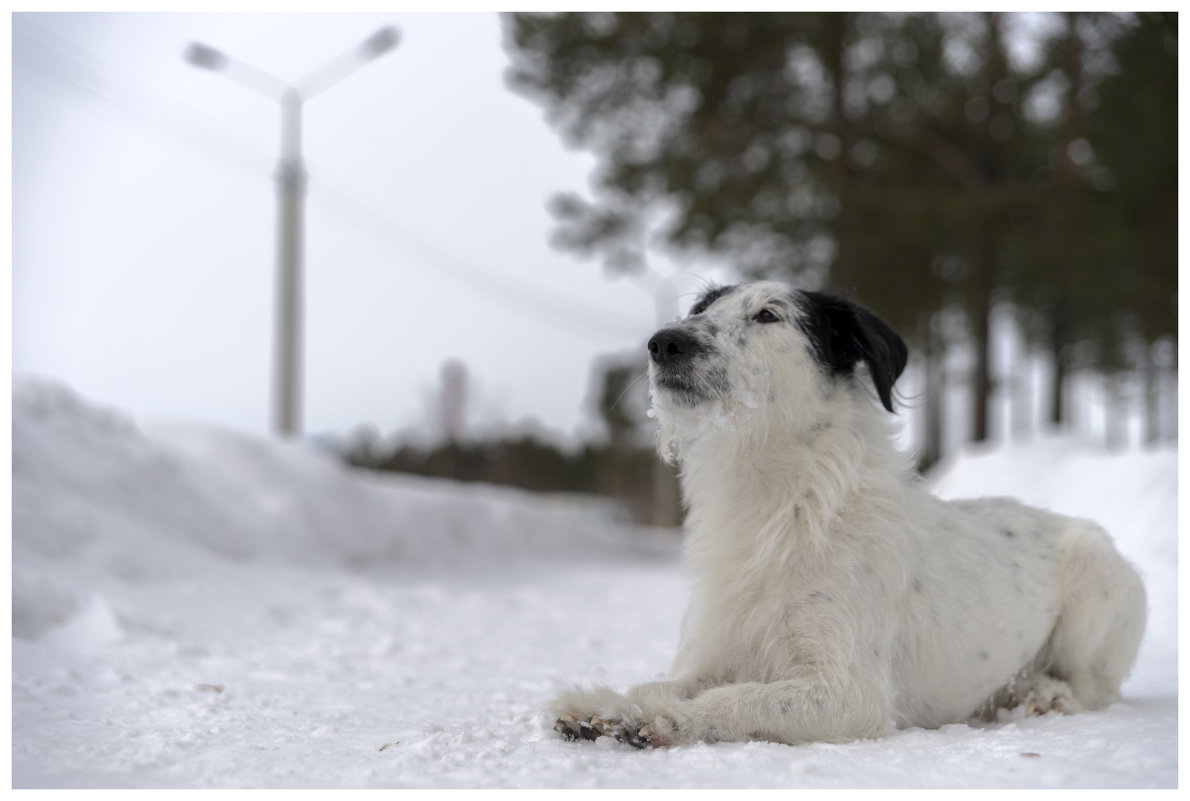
top-left (12, 377), bottom-right (675, 641)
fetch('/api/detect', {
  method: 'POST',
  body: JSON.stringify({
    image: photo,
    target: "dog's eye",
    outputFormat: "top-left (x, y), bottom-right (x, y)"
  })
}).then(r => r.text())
top-left (754, 308), bottom-right (780, 324)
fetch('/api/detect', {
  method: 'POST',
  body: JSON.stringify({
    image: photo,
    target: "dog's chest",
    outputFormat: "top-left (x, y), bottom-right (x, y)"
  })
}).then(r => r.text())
top-left (678, 554), bottom-right (891, 685)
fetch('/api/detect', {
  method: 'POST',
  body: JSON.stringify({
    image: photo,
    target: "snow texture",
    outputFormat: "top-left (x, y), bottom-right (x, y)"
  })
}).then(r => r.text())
top-left (11, 378), bottom-right (1177, 788)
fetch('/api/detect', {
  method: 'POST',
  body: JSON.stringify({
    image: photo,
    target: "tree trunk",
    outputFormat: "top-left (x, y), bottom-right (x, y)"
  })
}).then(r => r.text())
top-left (970, 259), bottom-right (992, 444)
top-left (1142, 340), bottom-right (1160, 446)
top-left (970, 12), bottom-right (1004, 445)
top-left (1168, 344), bottom-right (1178, 443)
top-left (1047, 13), bottom-right (1080, 431)
top-left (1105, 374), bottom-right (1126, 451)
top-left (918, 313), bottom-right (945, 473)
top-left (821, 12), bottom-right (854, 288)
top-left (1010, 308), bottom-right (1031, 442)
top-left (1049, 294), bottom-right (1070, 427)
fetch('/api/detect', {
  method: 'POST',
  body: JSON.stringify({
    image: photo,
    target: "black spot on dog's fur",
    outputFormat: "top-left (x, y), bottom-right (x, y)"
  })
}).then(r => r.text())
top-left (689, 285), bottom-right (736, 316)
top-left (795, 291), bottom-right (908, 413)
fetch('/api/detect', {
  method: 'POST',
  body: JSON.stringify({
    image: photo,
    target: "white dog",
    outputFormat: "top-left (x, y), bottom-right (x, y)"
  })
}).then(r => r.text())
top-left (550, 280), bottom-right (1146, 748)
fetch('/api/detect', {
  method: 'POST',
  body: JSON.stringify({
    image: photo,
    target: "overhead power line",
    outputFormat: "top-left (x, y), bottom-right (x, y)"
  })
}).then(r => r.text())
top-left (13, 20), bottom-right (269, 174)
top-left (310, 181), bottom-right (648, 339)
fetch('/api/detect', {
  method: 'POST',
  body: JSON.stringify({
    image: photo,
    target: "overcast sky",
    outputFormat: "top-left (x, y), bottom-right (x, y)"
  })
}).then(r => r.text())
top-left (12, 11), bottom-right (734, 443)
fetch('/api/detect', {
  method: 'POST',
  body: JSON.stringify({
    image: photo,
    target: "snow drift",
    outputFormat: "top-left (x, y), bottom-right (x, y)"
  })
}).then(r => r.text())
top-left (13, 378), bottom-right (675, 640)
top-left (10, 378), bottom-right (1177, 788)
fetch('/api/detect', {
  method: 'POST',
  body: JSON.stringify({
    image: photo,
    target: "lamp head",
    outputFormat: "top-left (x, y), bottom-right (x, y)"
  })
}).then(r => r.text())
top-left (185, 42), bottom-right (229, 71)
top-left (360, 26), bottom-right (399, 59)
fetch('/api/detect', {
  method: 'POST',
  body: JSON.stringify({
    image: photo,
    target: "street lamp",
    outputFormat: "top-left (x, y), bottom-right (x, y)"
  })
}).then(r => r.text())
top-left (185, 26), bottom-right (399, 438)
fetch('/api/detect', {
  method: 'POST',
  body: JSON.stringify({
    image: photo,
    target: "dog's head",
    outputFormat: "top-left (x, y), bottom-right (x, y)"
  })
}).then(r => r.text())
top-left (647, 281), bottom-right (907, 458)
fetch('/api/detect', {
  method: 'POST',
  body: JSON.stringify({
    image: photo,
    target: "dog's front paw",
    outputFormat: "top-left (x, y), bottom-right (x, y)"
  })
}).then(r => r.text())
top-left (553, 713), bottom-right (651, 746)
top-left (553, 714), bottom-right (602, 742)
top-left (596, 713), bottom-right (689, 749)
top-left (633, 715), bottom-right (683, 748)
top-left (548, 685), bottom-right (691, 748)
top-left (548, 685), bottom-right (643, 745)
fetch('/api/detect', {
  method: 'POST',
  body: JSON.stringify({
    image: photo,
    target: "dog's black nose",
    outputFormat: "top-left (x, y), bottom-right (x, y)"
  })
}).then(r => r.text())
top-left (648, 329), bottom-right (697, 366)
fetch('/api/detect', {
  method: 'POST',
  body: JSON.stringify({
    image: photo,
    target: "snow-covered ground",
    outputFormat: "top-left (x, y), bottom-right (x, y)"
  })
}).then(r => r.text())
top-left (10, 378), bottom-right (1177, 788)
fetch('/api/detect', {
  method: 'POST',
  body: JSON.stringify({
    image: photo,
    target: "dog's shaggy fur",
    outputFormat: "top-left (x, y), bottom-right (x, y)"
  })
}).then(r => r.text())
top-left (550, 280), bottom-right (1146, 748)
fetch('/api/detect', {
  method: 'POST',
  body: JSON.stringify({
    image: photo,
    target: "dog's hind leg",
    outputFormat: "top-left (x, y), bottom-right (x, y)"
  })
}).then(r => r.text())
top-left (1045, 520), bottom-right (1147, 710)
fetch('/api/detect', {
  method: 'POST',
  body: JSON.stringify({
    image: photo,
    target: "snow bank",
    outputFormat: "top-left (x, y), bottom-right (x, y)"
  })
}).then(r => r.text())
top-left (10, 378), bottom-right (1177, 788)
top-left (929, 436), bottom-right (1177, 582)
top-left (12, 378), bottom-right (674, 639)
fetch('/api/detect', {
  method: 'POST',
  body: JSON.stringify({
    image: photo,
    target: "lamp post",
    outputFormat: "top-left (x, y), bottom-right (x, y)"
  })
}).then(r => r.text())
top-left (185, 27), bottom-right (399, 437)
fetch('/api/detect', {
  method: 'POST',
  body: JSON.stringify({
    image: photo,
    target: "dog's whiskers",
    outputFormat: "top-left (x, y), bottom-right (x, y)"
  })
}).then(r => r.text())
top-left (608, 369), bottom-right (651, 416)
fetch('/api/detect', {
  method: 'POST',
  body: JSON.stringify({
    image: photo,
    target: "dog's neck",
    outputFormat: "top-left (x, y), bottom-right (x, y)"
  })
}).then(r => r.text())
top-left (670, 392), bottom-right (911, 568)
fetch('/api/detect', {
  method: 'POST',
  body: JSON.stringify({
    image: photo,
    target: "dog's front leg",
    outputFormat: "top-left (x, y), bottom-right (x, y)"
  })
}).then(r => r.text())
top-left (639, 676), bottom-right (895, 747)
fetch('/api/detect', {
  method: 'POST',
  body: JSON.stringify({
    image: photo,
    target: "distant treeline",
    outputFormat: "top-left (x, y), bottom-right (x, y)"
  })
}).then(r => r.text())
top-left (342, 431), bottom-right (681, 526)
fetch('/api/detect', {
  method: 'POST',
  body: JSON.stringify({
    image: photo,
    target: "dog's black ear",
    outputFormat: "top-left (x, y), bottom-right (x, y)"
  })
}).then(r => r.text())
top-left (797, 292), bottom-right (908, 413)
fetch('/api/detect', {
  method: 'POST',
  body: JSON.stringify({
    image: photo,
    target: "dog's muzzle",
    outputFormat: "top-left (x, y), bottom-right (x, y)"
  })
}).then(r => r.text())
top-left (648, 327), bottom-right (725, 406)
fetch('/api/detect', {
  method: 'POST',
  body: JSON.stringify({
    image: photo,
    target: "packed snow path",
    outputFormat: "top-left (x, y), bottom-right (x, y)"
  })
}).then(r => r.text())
top-left (11, 380), bottom-right (1177, 788)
